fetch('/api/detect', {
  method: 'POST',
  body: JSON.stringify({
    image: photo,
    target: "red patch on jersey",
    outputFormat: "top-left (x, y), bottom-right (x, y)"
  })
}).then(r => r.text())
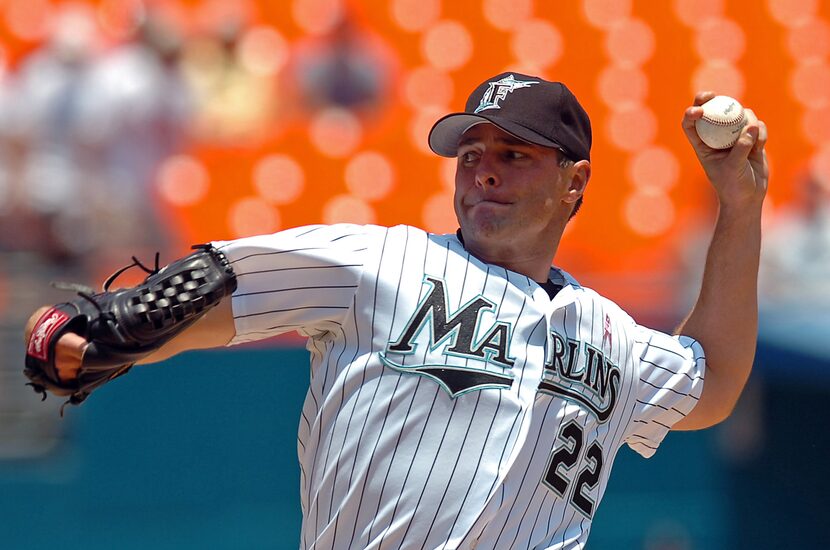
top-left (602, 314), bottom-right (612, 349)
top-left (27, 308), bottom-right (70, 361)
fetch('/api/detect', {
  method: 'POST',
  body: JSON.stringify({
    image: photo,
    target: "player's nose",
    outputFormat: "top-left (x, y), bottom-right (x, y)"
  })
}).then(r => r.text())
top-left (474, 154), bottom-right (500, 188)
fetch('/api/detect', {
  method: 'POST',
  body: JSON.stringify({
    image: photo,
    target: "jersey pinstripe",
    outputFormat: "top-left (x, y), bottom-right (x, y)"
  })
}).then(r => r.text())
top-left (212, 223), bottom-right (705, 550)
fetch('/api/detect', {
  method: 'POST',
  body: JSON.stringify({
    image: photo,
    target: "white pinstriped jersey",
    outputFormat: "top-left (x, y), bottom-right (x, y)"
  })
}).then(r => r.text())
top-left (214, 223), bottom-right (705, 550)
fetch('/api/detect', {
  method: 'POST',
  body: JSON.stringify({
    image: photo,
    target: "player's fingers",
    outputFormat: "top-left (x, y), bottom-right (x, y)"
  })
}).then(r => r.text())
top-left (753, 118), bottom-right (768, 153)
top-left (727, 124), bottom-right (758, 162)
top-left (55, 333), bottom-right (87, 381)
top-left (681, 106), bottom-right (710, 151)
top-left (24, 306), bottom-right (51, 343)
top-left (728, 108), bottom-right (762, 159)
top-left (682, 92), bottom-right (721, 145)
top-left (682, 105), bottom-right (703, 125)
top-left (743, 110), bottom-right (766, 154)
top-left (746, 114), bottom-right (770, 185)
top-left (743, 108), bottom-right (758, 128)
top-left (682, 91), bottom-right (718, 130)
top-left (693, 91), bottom-right (717, 106)
top-left (681, 105), bottom-right (701, 131)
top-left (739, 109), bottom-right (768, 159)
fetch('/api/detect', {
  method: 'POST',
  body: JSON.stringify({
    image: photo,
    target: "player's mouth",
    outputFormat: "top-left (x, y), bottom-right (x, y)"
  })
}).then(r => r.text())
top-left (467, 197), bottom-right (513, 207)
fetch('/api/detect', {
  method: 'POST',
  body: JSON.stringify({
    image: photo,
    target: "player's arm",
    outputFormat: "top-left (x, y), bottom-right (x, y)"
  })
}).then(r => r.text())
top-left (24, 299), bottom-right (235, 381)
top-left (137, 298), bottom-right (235, 363)
top-left (672, 92), bottom-right (768, 431)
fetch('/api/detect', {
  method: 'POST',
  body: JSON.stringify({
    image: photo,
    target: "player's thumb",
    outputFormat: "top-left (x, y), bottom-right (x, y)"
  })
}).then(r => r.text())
top-left (56, 333), bottom-right (88, 381)
top-left (728, 123), bottom-right (758, 161)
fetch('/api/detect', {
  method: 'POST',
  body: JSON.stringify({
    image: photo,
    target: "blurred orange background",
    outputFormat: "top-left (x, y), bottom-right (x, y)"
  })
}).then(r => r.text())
top-left (2, 0), bottom-right (828, 314)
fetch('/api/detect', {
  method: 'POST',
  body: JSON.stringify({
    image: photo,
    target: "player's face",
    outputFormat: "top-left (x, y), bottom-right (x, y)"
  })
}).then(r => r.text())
top-left (454, 123), bottom-right (583, 268)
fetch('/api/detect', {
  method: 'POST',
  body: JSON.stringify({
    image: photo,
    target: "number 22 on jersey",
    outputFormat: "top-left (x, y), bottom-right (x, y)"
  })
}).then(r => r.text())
top-left (543, 421), bottom-right (605, 518)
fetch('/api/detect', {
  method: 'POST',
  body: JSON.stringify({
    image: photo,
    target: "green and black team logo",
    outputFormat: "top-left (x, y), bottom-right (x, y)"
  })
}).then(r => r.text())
top-left (380, 276), bottom-right (515, 397)
top-left (475, 74), bottom-right (539, 113)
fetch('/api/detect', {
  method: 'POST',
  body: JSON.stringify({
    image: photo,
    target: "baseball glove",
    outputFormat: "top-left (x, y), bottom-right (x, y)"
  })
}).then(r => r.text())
top-left (24, 244), bottom-right (237, 412)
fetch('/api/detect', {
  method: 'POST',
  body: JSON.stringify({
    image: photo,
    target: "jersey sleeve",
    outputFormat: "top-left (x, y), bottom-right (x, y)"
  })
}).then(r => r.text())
top-left (211, 224), bottom-right (379, 344)
top-left (624, 328), bottom-right (706, 458)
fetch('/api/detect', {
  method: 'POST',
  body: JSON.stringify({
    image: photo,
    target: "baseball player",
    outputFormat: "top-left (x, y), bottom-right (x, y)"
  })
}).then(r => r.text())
top-left (24, 72), bottom-right (768, 549)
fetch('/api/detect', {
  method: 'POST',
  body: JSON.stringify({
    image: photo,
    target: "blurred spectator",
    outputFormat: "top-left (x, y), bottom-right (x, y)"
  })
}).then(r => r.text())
top-left (181, 15), bottom-right (279, 144)
top-left (1, 6), bottom-right (195, 424)
top-left (0, 4), bottom-right (104, 457)
top-left (0, 57), bottom-right (17, 231)
top-left (77, 10), bottom-right (194, 264)
top-left (0, 4), bottom-right (99, 261)
top-left (759, 174), bottom-right (830, 306)
top-left (756, 173), bottom-right (830, 361)
top-left (0, 5), bottom-right (197, 459)
top-left (0, 7), bottom-right (193, 266)
top-left (288, 12), bottom-right (394, 119)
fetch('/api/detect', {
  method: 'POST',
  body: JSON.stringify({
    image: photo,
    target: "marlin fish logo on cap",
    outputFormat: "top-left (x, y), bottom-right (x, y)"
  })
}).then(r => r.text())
top-left (474, 74), bottom-right (540, 113)
top-left (429, 72), bottom-right (592, 162)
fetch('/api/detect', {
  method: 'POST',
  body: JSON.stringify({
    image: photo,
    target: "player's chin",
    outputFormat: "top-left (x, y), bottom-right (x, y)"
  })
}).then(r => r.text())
top-left (460, 212), bottom-right (510, 241)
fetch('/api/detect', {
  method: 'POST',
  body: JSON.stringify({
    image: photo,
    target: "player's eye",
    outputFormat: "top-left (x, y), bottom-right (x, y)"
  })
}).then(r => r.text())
top-left (505, 150), bottom-right (527, 161)
top-left (460, 151), bottom-right (479, 164)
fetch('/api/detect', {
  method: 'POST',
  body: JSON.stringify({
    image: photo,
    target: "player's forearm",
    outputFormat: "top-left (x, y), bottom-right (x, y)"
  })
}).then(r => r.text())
top-left (675, 202), bottom-right (762, 428)
top-left (136, 298), bottom-right (236, 365)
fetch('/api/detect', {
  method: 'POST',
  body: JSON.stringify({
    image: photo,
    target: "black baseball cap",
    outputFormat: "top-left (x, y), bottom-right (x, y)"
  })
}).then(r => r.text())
top-left (428, 72), bottom-right (592, 162)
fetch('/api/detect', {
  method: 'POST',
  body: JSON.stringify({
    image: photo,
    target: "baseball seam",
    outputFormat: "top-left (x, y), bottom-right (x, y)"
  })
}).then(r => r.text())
top-left (700, 112), bottom-right (744, 127)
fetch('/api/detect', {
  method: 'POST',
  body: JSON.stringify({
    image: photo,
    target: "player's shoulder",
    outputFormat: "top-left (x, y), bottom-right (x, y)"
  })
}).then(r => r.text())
top-left (335, 223), bottom-right (446, 248)
top-left (268, 223), bottom-right (392, 244)
top-left (220, 223), bottom-right (522, 264)
top-left (553, 267), bottom-right (636, 323)
top-left (377, 224), bottom-right (462, 247)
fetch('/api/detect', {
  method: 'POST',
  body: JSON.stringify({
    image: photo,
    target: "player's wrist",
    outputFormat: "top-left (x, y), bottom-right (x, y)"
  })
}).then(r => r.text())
top-left (715, 193), bottom-right (765, 218)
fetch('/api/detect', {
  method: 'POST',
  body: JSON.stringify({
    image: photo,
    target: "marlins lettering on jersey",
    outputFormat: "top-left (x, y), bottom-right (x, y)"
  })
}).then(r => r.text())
top-left (213, 223), bottom-right (705, 550)
top-left (381, 276), bottom-right (516, 397)
top-left (539, 330), bottom-right (621, 422)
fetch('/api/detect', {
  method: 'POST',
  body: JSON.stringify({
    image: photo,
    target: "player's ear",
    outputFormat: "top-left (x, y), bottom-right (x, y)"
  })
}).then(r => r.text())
top-left (563, 160), bottom-right (591, 204)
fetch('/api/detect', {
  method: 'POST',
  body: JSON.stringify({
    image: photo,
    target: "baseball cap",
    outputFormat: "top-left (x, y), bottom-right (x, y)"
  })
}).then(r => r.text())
top-left (428, 72), bottom-right (592, 162)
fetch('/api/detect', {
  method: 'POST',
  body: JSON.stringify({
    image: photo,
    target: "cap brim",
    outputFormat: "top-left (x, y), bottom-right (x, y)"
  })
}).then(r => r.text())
top-left (428, 113), bottom-right (562, 157)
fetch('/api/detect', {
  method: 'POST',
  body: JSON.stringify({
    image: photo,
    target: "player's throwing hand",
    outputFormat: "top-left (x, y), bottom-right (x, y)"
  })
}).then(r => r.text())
top-left (681, 91), bottom-right (769, 209)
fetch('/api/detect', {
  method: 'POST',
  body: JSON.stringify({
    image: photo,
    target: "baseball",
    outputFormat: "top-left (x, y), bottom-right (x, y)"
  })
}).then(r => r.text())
top-left (695, 95), bottom-right (747, 149)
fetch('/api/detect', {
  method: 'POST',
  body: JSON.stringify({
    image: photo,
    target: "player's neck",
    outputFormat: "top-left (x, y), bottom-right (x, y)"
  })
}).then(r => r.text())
top-left (457, 230), bottom-right (559, 283)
